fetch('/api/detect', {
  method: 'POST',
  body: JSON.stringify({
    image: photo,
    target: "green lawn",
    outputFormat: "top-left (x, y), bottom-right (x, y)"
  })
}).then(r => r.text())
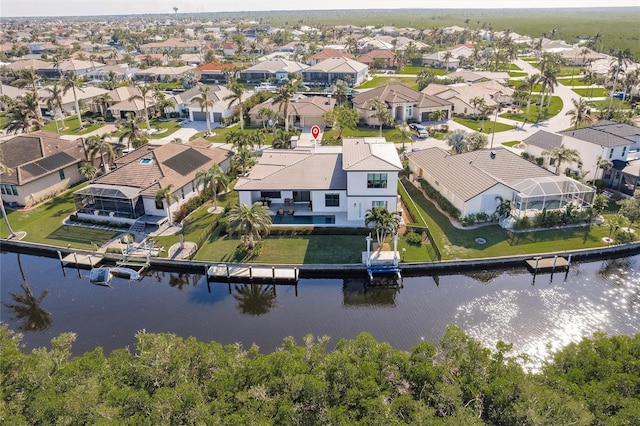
top-left (502, 141), bottom-right (521, 147)
top-left (453, 117), bottom-right (517, 134)
top-left (42, 116), bottom-right (105, 135)
top-left (148, 119), bottom-right (182, 139)
top-left (508, 72), bottom-right (528, 77)
top-left (572, 88), bottom-right (609, 97)
top-left (401, 179), bottom-right (615, 260)
top-left (355, 76), bottom-right (418, 90)
top-left (397, 66), bottom-right (450, 76)
top-left (0, 113), bottom-right (7, 128)
top-left (0, 183), bottom-right (121, 249)
top-left (557, 78), bottom-right (593, 87)
top-left (500, 96), bottom-right (563, 122)
top-left (509, 64), bottom-right (523, 71)
top-left (509, 80), bottom-right (544, 92)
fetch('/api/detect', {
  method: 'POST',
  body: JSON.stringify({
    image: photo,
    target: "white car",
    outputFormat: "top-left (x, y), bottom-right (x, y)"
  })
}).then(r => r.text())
top-left (409, 123), bottom-right (429, 138)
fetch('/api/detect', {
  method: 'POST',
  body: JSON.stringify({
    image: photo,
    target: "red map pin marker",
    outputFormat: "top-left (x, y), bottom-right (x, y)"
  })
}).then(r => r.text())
top-left (311, 125), bottom-right (320, 140)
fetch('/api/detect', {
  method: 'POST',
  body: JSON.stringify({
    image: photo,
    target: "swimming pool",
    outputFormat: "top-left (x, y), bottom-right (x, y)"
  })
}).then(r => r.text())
top-left (272, 215), bottom-right (336, 225)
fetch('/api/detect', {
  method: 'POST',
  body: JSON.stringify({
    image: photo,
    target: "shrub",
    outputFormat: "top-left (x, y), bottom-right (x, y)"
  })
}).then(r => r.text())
top-left (513, 216), bottom-right (531, 230)
top-left (418, 180), bottom-right (461, 220)
top-left (173, 194), bottom-right (208, 223)
top-left (405, 231), bottom-right (423, 246)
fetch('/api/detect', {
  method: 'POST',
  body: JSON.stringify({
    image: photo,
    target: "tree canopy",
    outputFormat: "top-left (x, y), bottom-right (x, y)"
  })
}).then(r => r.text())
top-left (2, 325), bottom-right (638, 425)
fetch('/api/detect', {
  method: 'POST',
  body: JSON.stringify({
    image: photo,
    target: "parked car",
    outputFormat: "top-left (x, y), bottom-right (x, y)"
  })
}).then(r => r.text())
top-left (409, 123), bottom-right (429, 138)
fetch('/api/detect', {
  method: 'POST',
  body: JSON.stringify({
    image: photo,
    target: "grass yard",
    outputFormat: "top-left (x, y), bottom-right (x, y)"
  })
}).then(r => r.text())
top-left (502, 141), bottom-right (521, 147)
top-left (453, 117), bottom-right (517, 133)
top-left (557, 77), bottom-right (593, 87)
top-left (508, 72), bottom-right (528, 77)
top-left (356, 76), bottom-right (418, 90)
top-left (509, 80), bottom-right (543, 92)
top-left (0, 113), bottom-right (7, 128)
top-left (572, 88), bottom-right (609, 97)
top-left (0, 183), bottom-right (121, 249)
top-left (43, 116), bottom-right (105, 135)
top-left (148, 119), bottom-right (182, 139)
top-left (500, 96), bottom-right (563, 122)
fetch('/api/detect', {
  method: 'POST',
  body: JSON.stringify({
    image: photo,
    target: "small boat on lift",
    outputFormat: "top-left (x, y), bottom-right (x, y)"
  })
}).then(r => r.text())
top-left (89, 267), bottom-right (141, 285)
top-left (89, 267), bottom-right (113, 285)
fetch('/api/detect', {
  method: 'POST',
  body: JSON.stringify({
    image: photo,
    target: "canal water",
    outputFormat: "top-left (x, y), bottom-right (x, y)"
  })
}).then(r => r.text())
top-left (1, 251), bottom-right (638, 370)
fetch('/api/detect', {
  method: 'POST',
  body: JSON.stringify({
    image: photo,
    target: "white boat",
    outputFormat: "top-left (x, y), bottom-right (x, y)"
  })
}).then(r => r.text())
top-left (89, 267), bottom-right (113, 285)
top-left (110, 267), bottom-right (141, 281)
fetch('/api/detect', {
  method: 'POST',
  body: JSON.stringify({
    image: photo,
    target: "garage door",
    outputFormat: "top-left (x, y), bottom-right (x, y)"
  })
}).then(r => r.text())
top-left (192, 111), bottom-right (207, 121)
top-left (303, 116), bottom-right (324, 127)
top-left (213, 113), bottom-right (222, 123)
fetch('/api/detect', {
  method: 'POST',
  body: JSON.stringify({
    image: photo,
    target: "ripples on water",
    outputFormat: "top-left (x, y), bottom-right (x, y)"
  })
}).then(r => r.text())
top-left (1, 253), bottom-right (638, 370)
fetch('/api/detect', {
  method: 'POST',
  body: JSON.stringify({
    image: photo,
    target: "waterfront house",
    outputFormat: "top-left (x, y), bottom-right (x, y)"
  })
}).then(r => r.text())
top-left (72, 141), bottom-right (232, 226)
top-left (248, 94), bottom-right (336, 128)
top-left (0, 131), bottom-right (87, 207)
top-left (234, 138), bottom-right (402, 226)
top-left (186, 84), bottom-right (249, 125)
top-left (239, 58), bottom-right (308, 84)
top-left (406, 147), bottom-right (595, 225)
top-left (301, 57), bottom-right (368, 87)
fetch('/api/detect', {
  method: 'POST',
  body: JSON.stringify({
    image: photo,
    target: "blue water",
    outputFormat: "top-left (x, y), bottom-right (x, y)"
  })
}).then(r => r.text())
top-left (1, 252), bottom-right (639, 370)
top-left (272, 215), bottom-right (335, 225)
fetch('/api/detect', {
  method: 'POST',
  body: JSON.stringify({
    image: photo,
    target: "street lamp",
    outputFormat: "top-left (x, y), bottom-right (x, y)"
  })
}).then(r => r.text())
top-left (490, 90), bottom-right (503, 150)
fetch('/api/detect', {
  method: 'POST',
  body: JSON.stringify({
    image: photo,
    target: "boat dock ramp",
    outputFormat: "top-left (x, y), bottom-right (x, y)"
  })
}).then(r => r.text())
top-left (207, 264), bottom-right (299, 284)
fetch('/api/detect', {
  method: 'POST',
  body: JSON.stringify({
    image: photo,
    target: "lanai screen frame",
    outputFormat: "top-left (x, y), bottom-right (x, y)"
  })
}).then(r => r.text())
top-left (510, 176), bottom-right (595, 219)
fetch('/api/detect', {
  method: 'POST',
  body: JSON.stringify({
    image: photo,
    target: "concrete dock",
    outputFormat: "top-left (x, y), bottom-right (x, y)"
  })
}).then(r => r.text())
top-left (207, 264), bottom-right (299, 283)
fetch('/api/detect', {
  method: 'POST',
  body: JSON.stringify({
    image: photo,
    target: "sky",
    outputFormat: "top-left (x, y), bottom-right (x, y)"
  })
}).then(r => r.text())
top-left (1, 0), bottom-right (638, 18)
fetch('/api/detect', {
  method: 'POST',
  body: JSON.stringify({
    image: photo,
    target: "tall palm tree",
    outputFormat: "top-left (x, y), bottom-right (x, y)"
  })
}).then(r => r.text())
top-left (224, 81), bottom-right (246, 130)
top-left (78, 163), bottom-right (97, 181)
top-left (566, 98), bottom-right (593, 130)
top-left (230, 148), bottom-right (255, 177)
top-left (118, 113), bottom-right (147, 151)
top-left (61, 71), bottom-right (85, 129)
top-left (369, 98), bottom-right (392, 137)
top-left (130, 83), bottom-right (152, 131)
top-left (192, 85), bottom-right (215, 135)
top-left (520, 74), bottom-right (539, 125)
top-left (470, 96), bottom-right (485, 120)
top-left (542, 145), bottom-right (581, 175)
top-left (271, 82), bottom-right (297, 131)
top-left (86, 134), bottom-right (117, 173)
top-left (226, 202), bottom-right (272, 249)
top-left (2, 96), bottom-right (42, 134)
top-left (12, 68), bottom-right (42, 121)
top-left (155, 184), bottom-right (179, 225)
top-left (537, 64), bottom-right (558, 121)
top-left (608, 49), bottom-right (631, 111)
top-left (397, 122), bottom-right (412, 154)
top-left (0, 161), bottom-right (16, 238)
top-left (195, 163), bottom-right (229, 210)
top-left (365, 207), bottom-right (401, 248)
top-left (45, 83), bottom-right (65, 131)
top-left (95, 92), bottom-right (113, 117)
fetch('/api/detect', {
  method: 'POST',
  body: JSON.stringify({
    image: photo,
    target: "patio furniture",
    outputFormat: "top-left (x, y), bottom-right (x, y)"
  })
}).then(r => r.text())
top-left (277, 208), bottom-right (284, 215)
top-left (287, 209), bottom-right (294, 215)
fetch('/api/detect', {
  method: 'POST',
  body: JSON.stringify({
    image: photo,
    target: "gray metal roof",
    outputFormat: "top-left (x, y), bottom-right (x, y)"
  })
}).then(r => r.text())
top-left (562, 128), bottom-right (633, 148)
top-left (522, 130), bottom-right (563, 150)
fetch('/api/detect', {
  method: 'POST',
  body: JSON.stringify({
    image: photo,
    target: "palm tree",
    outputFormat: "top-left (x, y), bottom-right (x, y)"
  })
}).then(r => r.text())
top-left (130, 83), bottom-right (153, 131)
top-left (608, 49), bottom-right (631, 111)
top-left (446, 129), bottom-right (469, 154)
top-left (86, 134), bottom-right (117, 173)
top-left (118, 113), bottom-right (147, 151)
top-left (0, 161), bottom-right (17, 238)
top-left (272, 128), bottom-right (299, 149)
top-left (45, 83), bottom-right (65, 131)
top-left (537, 64), bottom-right (558, 121)
top-left (78, 163), bottom-right (97, 181)
top-left (323, 106), bottom-right (358, 140)
top-left (332, 79), bottom-right (348, 106)
top-left (12, 68), bottom-right (42, 121)
top-left (495, 196), bottom-right (512, 218)
top-left (225, 130), bottom-right (255, 152)
top-left (230, 148), bottom-right (255, 177)
top-left (365, 207), bottom-right (401, 248)
top-left (397, 122), bottom-right (412, 154)
top-left (271, 82), bottom-right (296, 132)
top-left (520, 74), bottom-right (539, 124)
top-left (442, 51), bottom-right (454, 70)
top-left (195, 164), bottom-right (229, 210)
top-left (470, 96), bottom-right (485, 120)
top-left (429, 109), bottom-right (447, 129)
top-left (155, 184), bottom-right (179, 225)
top-left (224, 81), bottom-right (246, 130)
top-left (598, 158), bottom-right (614, 180)
top-left (542, 145), bottom-right (581, 175)
top-left (369, 98), bottom-right (393, 137)
top-left (192, 85), bottom-right (215, 134)
top-left (566, 98), bottom-right (593, 130)
top-left (95, 92), bottom-right (113, 117)
top-left (226, 202), bottom-right (272, 249)
top-left (2, 97), bottom-right (41, 134)
top-left (61, 71), bottom-right (85, 129)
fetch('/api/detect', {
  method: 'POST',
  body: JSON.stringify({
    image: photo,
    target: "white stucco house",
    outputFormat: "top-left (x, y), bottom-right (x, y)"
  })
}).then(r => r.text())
top-left (234, 138), bottom-right (402, 227)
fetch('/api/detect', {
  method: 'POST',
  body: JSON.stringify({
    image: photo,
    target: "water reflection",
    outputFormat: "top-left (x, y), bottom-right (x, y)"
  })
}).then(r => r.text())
top-left (342, 278), bottom-right (399, 307)
top-left (2, 254), bottom-right (52, 332)
top-left (233, 284), bottom-right (277, 316)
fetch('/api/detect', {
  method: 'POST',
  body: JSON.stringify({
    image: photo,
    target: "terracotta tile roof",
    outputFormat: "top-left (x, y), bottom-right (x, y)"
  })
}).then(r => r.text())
top-left (196, 61), bottom-right (235, 72)
top-left (352, 84), bottom-right (452, 109)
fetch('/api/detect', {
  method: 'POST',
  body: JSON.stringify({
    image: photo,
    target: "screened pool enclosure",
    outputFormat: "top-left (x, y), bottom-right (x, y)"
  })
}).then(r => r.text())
top-left (510, 176), bottom-right (595, 219)
top-left (73, 184), bottom-right (145, 221)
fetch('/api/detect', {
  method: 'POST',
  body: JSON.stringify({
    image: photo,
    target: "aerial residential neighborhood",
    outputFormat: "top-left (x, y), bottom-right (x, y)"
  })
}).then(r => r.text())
top-left (0, 8), bottom-right (639, 259)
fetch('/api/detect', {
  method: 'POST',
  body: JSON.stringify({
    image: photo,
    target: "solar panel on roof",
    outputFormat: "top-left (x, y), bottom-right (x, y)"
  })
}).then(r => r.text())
top-left (21, 152), bottom-right (76, 179)
top-left (162, 148), bottom-right (210, 176)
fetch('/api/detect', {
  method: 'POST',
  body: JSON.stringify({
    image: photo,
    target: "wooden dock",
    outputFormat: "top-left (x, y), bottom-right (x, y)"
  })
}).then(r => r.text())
top-left (59, 251), bottom-right (104, 268)
top-left (525, 256), bottom-right (570, 272)
top-left (207, 264), bottom-right (299, 284)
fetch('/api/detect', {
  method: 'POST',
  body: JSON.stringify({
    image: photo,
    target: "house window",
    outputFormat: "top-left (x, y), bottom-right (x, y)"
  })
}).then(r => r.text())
top-left (367, 173), bottom-right (388, 189)
top-left (609, 148), bottom-right (614, 159)
top-left (155, 199), bottom-right (163, 210)
top-left (325, 193), bottom-right (339, 207)
top-left (405, 105), bottom-right (413, 117)
top-left (11, 185), bottom-right (17, 196)
top-left (58, 170), bottom-right (65, 180)
top-left (181, 188), bottom-right (185, 199)
top-left (372, 200), bottom-right (388, 209)
top-left (622, 146), bottom-right (627, 157)
top-left (260, 191), bottom-right (281, 199)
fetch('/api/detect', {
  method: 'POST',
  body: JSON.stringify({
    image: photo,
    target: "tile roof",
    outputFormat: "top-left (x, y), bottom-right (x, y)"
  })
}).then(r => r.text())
top-left (352, 84), bottom-right (452, 109)
top-left (234, 150), bottom-right (346, 191)
top-left (406, 147), bottom-right (553, 202)
top-left (523, 130), bottom-right (563, 150)
top-left (0, 131), bottom-right (85, 185)
top-left (561, 128), bottom-right (633, 148)
top-left (196, 61), bottom-right (235, 72)
top-left (591, 120), bottom-right (640, 138)
top-left (342, 138), bottom-right (402, 171)
top-left (303, 57), bottom-right (368, 73)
